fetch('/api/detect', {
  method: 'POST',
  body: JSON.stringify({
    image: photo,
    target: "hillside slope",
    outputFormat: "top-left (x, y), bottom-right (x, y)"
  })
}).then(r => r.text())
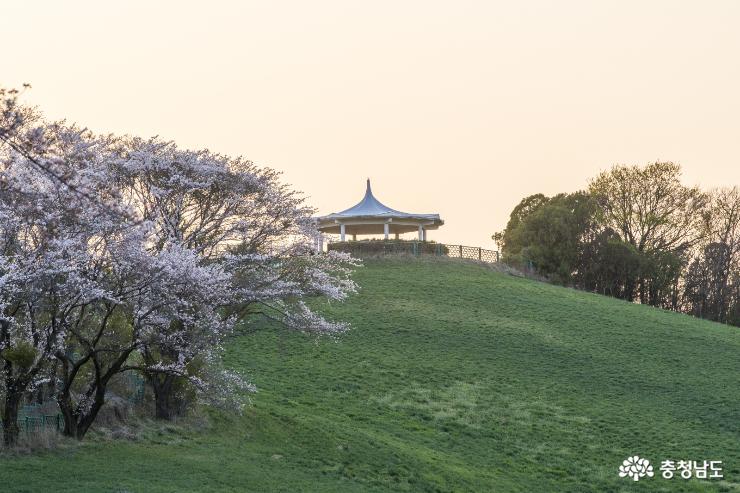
top-left (3, 258), bottom-right (739, 492)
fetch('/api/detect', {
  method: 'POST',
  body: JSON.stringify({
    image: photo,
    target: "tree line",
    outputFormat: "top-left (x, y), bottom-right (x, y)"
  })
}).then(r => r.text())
top-left (0, 87), bottom-right (358, 447)
top-left (494, 161), bottom-right (740, 327)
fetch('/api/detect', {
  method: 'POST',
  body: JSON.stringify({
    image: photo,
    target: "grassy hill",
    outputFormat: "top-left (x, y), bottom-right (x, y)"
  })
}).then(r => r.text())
top-left (3, 257), bottom-right (739, 492)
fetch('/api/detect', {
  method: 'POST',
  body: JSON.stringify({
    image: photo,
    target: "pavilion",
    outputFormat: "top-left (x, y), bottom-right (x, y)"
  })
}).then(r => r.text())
top-left (316, 179), bottom-right (444, 246)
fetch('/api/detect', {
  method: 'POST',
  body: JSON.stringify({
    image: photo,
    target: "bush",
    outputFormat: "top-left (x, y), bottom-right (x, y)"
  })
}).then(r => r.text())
top-left (1, 343), bottom-right (38, 369)
top-left (328, 239), bottom-right (448, 257)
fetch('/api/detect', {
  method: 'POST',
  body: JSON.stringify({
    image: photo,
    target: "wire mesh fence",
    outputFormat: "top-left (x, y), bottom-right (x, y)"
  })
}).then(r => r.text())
top-left (0, 402), bottom-right (63, 437)
top-left (443, 244), bottom-right (500, 263)
top-left (328, 240), bottom-right (500, 263)
top-left (14, 414), bottom-right (63, 433)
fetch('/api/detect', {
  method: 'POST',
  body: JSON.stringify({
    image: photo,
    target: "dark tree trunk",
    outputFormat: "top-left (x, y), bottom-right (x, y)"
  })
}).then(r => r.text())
top-left (57, 392), bottom-right (78, 438)
top-left (151, 373), bottom-right (185, 420)
top-left (75, 393), bottom-right (106, 439)
top-left (143, 344), bottom-right (188, 421)
top-left (58, 383), bottom-right (108, 440)
top-left (624, 277), bottom-right (636, 302)
top-left (57, 348), bottom-right (127, 441)
top-left (2, 390), bottom-right (21, 447)
top-left (0, 321), bottom-right (21, 447)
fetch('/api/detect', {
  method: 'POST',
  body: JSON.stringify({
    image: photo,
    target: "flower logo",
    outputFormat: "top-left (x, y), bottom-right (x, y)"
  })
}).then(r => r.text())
top-left (619, 456), bottom-right (655, 481)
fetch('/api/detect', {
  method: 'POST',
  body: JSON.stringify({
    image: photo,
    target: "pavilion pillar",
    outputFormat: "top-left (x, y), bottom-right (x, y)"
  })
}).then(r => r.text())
top-left (384, 223), bottom-right (389, 240)
top-left (395, 233), bottom-right (399, 240)
top-left (340, 223), bottom-right (346, 242)
top-left (418, 225), bottom-right (424, 241)
top-left (352, 234), bottom-right (356, 241)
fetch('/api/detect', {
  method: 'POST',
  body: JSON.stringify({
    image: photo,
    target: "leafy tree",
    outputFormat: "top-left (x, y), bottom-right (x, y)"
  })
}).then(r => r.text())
top-left (684, 188), bottom-right (740, 323)
top-left (684, 243), bottom-right (733, 320)
top-left (496, 192), bottom-right (599, 285)
top-left (578, 229), bottom-right (641, 298)
top-left (518, 193), bottom-right (599, 284)
top-left (495, 193), bottom-right (550, 267)
top-left (496, 163), bottom-right (716, 313)
top-left (588, 162), bottom-right (708, 304)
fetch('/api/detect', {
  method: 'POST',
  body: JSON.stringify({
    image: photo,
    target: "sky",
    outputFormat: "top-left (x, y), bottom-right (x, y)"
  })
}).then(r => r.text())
top-left (3, 0), bottom-right (740, 248)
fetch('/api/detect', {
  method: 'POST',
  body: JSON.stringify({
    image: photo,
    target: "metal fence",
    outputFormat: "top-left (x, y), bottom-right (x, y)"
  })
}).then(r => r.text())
top-left (12, 414), bottom-right (63, 433)
top-left (443, 244), bottom-right (500, 263)
top-left (0, 402), bottom-right (63, 436)
top-left (328, 240), bottom-right (500, 263)
top-left (126, 372), bottom-right (146, 404)
top-left (0, 374), bottom-right (145, 439)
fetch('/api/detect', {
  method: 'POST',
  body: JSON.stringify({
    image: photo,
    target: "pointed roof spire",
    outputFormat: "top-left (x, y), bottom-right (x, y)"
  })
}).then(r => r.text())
top-left (319, 179), bottom-right (441, 222)
top-left (332, 179), bottom-right (401, 216)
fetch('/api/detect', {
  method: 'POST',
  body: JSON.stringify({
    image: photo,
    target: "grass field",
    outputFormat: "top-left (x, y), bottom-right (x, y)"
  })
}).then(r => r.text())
top-left (2, 257), bottom-right (739, 492)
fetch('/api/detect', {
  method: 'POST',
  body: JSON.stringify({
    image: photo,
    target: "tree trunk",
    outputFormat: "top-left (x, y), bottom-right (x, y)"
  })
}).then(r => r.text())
top-left (2, 390), bottom-right (21, 447)
top-left (58, 386), bottom-right (107, 440)
top-left (144, 344), bottom-right (188, 421)
top-left (624, 277), bottom-right (636, 301)
top-left (151, 374), bottom-right (185, 420)
top-left (56, 336), bottom-right (135, 440)
top-left (57, 391), bottom-right (79, 439)
top-left (75, 394), bottom-right (106, 440)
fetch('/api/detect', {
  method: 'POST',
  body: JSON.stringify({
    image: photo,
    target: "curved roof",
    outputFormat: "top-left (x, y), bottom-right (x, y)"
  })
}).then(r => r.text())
top-left (319, 179), bottom-right (442, 222)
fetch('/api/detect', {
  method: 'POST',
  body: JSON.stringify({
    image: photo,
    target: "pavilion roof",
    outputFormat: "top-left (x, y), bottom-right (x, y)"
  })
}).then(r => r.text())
top-left (318, 180), bottom-right (441, 221)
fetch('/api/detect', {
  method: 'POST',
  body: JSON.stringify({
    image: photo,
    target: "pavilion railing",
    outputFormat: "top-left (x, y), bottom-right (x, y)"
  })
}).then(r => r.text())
top-left (327, 240), bottom-right (500, 263)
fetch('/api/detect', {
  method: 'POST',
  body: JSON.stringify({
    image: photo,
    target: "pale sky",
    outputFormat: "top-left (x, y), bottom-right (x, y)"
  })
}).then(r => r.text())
top-left (3, 0), bottom-right (739, 248)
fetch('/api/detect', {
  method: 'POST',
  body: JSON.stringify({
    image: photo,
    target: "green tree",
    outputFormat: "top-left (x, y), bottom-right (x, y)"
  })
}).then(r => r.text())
top-left (496, 192), bottom-right (599, 284)
top-left (684, 187), bottom-right (740, 324)
top-left (494, 193), bottom-right (550, 268)
top-left (588, 162), bottom-right (708, 304)
top-left (579, 230), bottom-right (642, 298)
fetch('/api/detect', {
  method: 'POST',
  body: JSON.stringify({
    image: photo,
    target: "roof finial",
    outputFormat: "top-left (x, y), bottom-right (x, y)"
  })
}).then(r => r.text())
top-left (366, 178), bottom-right (372, 195)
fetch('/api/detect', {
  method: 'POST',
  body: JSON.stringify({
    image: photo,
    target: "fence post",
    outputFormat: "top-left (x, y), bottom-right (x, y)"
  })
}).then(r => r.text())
top-left (496, 251), bottom-right (500, 262)
top-left (478, 248), bottom-right (481, 261)
top-left (458, 245), bottom-right (462, 258)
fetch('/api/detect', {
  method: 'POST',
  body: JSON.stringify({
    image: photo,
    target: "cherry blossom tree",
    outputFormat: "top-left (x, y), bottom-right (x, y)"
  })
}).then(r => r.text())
top-left (54, 240), bottom-right (237, 438)
top-left (1, 89), bottom-right (359, 442)
top-left (0, 130), bottom-right (252, 439)
top-left (109, 137), bottom-right (358, 419)
top-left (0, 119), bottom-right (125, 444)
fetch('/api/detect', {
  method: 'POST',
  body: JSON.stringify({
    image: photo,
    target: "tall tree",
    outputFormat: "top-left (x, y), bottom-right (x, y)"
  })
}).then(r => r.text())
top-left (684, 187), bottom-right (740, 323)
top-left (1, 94), bottom-right (359, 444)
top-left (109, 137), bottom-right (358, 419)
top-left (516, 192), bottom-right (599, 284)
top-left (0, 123), bottom-right (126, 444)
top-left (588, 162), bottom-right (708, 303)
top-left (494, 193), bottom-right (550, 267)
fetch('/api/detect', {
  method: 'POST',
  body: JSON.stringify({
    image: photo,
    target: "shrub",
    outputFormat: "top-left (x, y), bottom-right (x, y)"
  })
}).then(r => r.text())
top-left (328, 239), bottom-right (448, 257)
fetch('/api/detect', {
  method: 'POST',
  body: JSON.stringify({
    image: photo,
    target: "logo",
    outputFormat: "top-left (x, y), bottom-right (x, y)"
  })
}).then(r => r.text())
top-left (619, 456), bottom-right (655, 482)
top-left (618, 456), bottom-right (723, 482)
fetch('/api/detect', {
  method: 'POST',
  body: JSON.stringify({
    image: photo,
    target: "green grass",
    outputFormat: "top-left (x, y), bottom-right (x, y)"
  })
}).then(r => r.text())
top-left (2, 257), bottom-right (739, 492)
